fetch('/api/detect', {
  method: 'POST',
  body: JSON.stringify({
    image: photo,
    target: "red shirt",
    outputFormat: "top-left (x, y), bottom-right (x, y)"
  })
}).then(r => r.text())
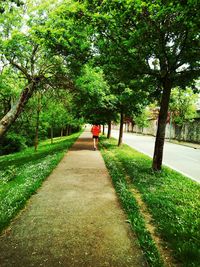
top-left (91, 125), bottom-right (101, 136)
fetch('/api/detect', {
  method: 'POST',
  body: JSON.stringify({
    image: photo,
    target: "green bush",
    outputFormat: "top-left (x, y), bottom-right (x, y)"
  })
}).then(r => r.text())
top-left (0, 132), bottom-right (27, 155)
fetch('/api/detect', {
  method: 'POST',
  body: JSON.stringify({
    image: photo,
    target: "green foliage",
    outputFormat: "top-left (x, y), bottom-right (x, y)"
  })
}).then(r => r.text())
top-left (1, 166), bottom-right (17, 183)
top-left (0, 131), bottom-right (27, 155)
top-left (0, 70), bottom-right (81, 154)
top-left (0, 0), bottom-right (88, 144)
top-left (100, 137), bottom-right (200, 267)
top-left (133, 108), bottom-right (150, 129)
top-left (1, 0), bottom-right (199, 167)
top-left (83, 2), bottom-right (154, 123)
top-left (86, 0), bottom-right (200, 88)
top-left (41, 101), bottom-right (66, 128)
top-left (75, 64), bottom-right (117, 123)
top-left (0, 67), bottom-right (25, 118)
top-left (0, 0), bottom-right (23, 14)
top-left (77, 65), bottom-right (109, 98)
top-left (85, 0), bottom-right (200, 167)
top-left (0, 132), bottom-right (81, 233)
top-left (32, 0), bottom-right (91, 76)
top-left (169, 88), bottom-right (198, 125)
top-left (0, 0), bottom-right (23, 37)
top-left (39, 90), bottom-right (81, 136)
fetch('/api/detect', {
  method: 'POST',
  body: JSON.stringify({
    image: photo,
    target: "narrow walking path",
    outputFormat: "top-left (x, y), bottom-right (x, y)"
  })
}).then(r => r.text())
top-left (0, 131), bottom-right (146, 267)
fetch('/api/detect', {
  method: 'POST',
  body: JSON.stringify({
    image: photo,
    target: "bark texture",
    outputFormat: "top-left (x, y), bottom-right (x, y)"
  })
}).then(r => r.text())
top-left (103, 124), bottom-right (105, 135)
top-left (66, 125), bottom-right (71, 136)
top-left (0, 81), bottom-right (37, 139)
top-left (152, 78), bottom-right (172, 170)
top-left (61, 128), bottom-right (64, 137)
top-left (107, 121), bottom-right (111, 139)
top-left (118, 111), bottom-right (124, 146)
top-left (51, 127), bottom-right (54, 144)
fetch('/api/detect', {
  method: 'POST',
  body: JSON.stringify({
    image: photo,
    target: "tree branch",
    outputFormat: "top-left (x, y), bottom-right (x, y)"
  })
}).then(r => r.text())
top-left (30, 44), bottom-right (39, 75)
top-left (9, 59), bottom-right (31, 81)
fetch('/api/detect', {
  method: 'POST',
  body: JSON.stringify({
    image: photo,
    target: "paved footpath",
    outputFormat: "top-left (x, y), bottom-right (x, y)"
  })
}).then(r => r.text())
top-left (0, 131), bottom-right (146, 267)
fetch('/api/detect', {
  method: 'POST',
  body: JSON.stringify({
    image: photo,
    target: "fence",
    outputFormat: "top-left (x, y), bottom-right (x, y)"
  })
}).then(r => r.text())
top-left (126, 118), bottom-right (200, 144)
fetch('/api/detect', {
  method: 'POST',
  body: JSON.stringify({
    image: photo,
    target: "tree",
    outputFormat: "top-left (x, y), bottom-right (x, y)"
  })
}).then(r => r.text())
top-left (85, 0), bottom-right (200, 170)
top-left (125, 0), bottom-right (200, 170)
top-left (33, 0), bottom-right (92, 77)
top-left (41, 101), bottom-right (66, 143)
top-left (0, 67), bottom-right (24, 118)
top-left (75, 64), bottom-right (117, 127)
top-left (112, 82), bottom-right (149, 146)
top-left (169, 87), bottom-right (198, 126)
top-left (0, 0), bottom-right (23, 14)
top-left (133, 107), bottom-right (150, 131)
top-left (0, 31), bottom-right (66, 138)
top-left (0, 0), bottom-right (86, 138)
top-left (82, 1), bottom-right (155, 145)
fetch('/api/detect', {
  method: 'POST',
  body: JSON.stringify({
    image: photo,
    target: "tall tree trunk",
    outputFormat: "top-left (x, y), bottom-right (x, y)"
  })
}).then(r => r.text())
top-left (118, 111), bottom-right (124, 146)
top-left (103, 124), bottom-right (105, 135)
top-left (107, 121), bottom-right (111, 139)
top-left (34, 93), bottom-right (41, 152)
top-left (152, 78), bottom-right (172, 170)
top-left (0, 81), bottom-right (37, 139)
top-left (61, 128), bottom-right (63, 137)
top-left (66, 126), bottom-right (69, 136)
top-left (51, 126), bottom-right (54, 144)
top-left (68, 126), bottom-right (71, 135)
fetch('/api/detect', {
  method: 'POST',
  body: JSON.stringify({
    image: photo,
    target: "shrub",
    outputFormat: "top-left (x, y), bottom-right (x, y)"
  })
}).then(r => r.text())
top-left (0, 132), bottom-right (27, 155)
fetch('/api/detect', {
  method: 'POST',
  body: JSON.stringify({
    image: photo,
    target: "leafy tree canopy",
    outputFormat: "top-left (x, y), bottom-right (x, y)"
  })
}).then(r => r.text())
top-left (75, 64), bottom-right (117, 124)
top-left (169, 87), bottom-right (198, 125)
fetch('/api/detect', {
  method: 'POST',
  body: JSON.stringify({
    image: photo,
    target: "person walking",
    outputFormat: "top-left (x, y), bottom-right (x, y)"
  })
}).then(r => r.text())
top-left (91, 124), bottom-right (101, 150)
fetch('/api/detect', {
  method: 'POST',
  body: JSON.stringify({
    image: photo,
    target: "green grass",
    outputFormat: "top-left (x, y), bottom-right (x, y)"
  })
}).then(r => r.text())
top-left (100, 137), bottom-right (200, 267)
top-left (0, 132), bottom-right (81, 233)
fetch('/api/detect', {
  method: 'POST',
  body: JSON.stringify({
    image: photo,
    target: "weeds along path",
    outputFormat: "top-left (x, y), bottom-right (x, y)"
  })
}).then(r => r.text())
top-left (99, 137), bottom-right (200, 267)
top-left (0, 133), bottom-right (80, 233)
top-left (100, 144), bottom-right (177, 267)
top-left (0, 131), bottom-right (146, 267)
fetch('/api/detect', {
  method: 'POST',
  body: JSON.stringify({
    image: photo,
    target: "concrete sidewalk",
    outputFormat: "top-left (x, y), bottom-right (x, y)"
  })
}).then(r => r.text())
top-left (0, 131), bottom-right (146, 267)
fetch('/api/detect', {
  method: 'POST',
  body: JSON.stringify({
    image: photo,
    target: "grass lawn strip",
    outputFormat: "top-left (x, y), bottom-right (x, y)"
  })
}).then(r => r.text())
top-left (129, 180), bottom-right (177, 267)
top-left (100, 136), bottom-right (200, 267)
top-left (0, 132), bottom-right (81, 233)
top-left (122, 162), bottom-right (178, 266)
top-left (100, 141), bottom-right (164, 267)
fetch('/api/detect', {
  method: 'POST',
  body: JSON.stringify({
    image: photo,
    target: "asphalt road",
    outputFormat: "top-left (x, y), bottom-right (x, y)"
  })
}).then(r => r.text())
top-left (110, 130), bottom-right (200, 184)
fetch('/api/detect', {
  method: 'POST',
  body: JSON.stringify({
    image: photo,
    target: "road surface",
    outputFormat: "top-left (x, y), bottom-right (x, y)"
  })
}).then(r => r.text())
top-left (110, 130), bottom-right (200, 184)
